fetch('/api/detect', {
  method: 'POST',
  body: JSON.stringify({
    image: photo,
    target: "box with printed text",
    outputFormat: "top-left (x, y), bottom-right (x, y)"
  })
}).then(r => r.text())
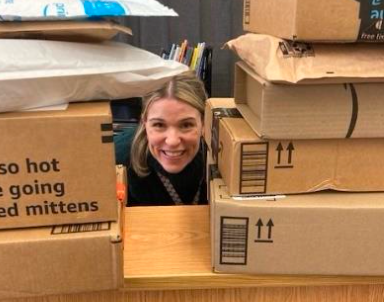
top-left (0, 101), bottom-right (118, 229)
top-left (0, 203), bottom-right (124, 299)
top-left (243, 0), bottom-right (384, 42)
top-left (211, 177), bottom-right (384, 275)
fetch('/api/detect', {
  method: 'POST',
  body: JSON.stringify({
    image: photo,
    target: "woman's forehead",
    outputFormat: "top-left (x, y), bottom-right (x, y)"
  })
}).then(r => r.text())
top-left (147, 97), bottom-right (201, 118)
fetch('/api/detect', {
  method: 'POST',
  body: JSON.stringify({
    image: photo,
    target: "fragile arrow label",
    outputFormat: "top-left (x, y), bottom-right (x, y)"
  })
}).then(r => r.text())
top-left (274, 141), bottom-right (295, 169)
top-left (276, 142), bottom-right (283, 164)
top-left (256, 218), bottom-right (263, 239)
top-left (267, 219), bottom-right (274, 239)
top-left (287, 142), bottom-right (294, 164)
top-left (254, 218), bottom-right (274, 243)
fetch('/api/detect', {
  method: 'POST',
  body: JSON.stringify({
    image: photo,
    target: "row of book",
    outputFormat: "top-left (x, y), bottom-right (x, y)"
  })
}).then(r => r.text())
top-left (160, 40), bottom-right (212, 97)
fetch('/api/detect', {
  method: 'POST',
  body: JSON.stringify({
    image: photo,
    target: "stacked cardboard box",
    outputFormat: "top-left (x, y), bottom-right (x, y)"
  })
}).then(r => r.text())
top-left (208, 0), bottom-right (384, 275)
top-left (0, 23), bottom-right (129, 298)
top-left (0, 4), bottom-right (181, 297)
top-left (243, 0), bottom-right (384, 42)
top-left (0, 163), bottom-right (126, 299)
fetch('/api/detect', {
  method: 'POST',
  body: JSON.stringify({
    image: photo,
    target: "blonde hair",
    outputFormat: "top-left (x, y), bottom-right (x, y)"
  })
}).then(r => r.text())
top-left (130, 71), bottom-right (207, 177)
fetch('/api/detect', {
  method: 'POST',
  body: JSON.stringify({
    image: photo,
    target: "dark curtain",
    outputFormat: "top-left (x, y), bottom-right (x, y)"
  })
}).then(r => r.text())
top-left (116, 0), bottom-right (244, 97)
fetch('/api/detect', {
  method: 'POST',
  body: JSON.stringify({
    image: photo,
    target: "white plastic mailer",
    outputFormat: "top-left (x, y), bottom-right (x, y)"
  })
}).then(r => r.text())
top-left (0, 39), bottom-right (189, 112)
top-left (0, 0), bottom-right (177, 21)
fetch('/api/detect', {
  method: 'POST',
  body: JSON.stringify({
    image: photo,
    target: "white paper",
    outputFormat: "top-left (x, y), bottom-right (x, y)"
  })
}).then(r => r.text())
top-left (0, 0), bottom-right (177, 21)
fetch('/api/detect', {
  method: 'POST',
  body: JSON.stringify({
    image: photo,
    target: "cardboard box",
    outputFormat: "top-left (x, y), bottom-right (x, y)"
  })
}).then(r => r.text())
top-left (0, 207), bottom-right (123, 300)
top-left (243, 0), bottom-right (384, 42)
top-left (227, 35), bottom-right (384, 85)
top-left (235, 62), bottom-right (384, 139)
top-left (211, 177), bottom-right (384, 275)
top-left (0, 20), bottom-right (132, 42)
top-left (0, 102), bottom-right (118, 229)
top-left (205, 98), bottom-right (384, 196)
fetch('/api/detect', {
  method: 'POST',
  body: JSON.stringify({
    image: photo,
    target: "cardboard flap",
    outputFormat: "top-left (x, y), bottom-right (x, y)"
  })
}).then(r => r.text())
top-left (227, 34), bottom-right (384, 84)
top-left (0, 20), bottom-right (132, 42)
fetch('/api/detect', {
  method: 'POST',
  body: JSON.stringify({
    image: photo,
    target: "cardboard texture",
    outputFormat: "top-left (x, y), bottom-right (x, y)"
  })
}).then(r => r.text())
top-left (205, 98), bottom-right (384, 196)
top-left (227, 34), bottom-right (384, 84)
top-left (243, 0), bottom-right (384, 42)
top-left (0, 102), bottom-right (118, 229)
top-left (0, 207), bottom-right (123, 300)
top-left (0, 20), bottom-right (132, 42)
top-left (234, 62), bottom-right (384, 139)
top-left (211, 177), bottom-right (384, 275)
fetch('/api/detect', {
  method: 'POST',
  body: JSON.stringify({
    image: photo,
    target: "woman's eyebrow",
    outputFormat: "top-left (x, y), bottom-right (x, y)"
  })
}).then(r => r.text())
top-left (148, 118), bottom-right (165, 122)
top-left (179, 117), bottom-right (197, 122)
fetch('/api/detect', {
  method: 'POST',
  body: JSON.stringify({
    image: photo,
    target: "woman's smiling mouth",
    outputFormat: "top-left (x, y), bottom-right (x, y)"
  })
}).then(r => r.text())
top-left (161, 150), bottom-right (185, 158)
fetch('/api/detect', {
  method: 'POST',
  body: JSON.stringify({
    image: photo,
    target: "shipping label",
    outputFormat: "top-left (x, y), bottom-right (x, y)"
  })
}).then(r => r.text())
top-left (356, 0), bottom-right (384, 41)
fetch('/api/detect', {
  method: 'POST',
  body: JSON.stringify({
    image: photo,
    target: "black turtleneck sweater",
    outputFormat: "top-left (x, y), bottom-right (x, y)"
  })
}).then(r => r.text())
top-left (127, 150), bottom-right (208, 206)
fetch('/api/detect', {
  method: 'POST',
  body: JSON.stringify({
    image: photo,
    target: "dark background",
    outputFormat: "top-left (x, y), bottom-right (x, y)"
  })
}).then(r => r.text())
top-left (116, 0), bottom-right (244, 97)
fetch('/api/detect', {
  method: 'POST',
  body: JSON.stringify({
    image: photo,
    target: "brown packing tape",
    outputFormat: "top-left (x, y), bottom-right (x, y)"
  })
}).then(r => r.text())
top-left (0, 20), bottom-right (132, 42)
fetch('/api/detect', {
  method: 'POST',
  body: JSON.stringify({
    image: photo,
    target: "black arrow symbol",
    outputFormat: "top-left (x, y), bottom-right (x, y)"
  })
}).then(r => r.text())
top-left (276, 143), bottom-right (283, 164)
top-left (256, 219), bottom-right (263, 239)
top-left (287, 142), bottom-right (294, 164)
top-left (266, 219), bottom-right (274, 239)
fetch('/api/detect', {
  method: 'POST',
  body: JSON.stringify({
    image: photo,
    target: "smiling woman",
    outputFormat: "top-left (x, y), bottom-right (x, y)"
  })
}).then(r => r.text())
top-left (128, 71), bottom-right (208, 206)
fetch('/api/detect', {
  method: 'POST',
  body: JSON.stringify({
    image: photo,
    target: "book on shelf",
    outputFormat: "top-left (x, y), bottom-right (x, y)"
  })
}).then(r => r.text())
top-left (160, 40), bottom-right (212, 96)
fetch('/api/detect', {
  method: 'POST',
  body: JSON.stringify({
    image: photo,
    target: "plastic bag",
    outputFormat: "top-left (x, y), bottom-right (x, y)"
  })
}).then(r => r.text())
top-left (0, 39), bottom-right (188, 112)
top-left (0, 0), bottom-right (177, 21)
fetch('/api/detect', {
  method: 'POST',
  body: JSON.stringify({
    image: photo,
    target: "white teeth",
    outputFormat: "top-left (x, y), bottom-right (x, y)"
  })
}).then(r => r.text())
top-left (163, 151), bottom-right (184, 157)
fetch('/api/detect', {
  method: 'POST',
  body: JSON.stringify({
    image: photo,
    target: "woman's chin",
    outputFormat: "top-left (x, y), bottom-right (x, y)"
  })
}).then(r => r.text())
top-left (161, 164), bottom-right (185, 174)
top-left (159, 159), bottom-right (190, 174)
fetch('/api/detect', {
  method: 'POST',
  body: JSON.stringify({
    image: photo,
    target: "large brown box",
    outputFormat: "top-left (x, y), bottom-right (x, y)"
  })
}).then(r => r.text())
top-left (205, 98), bottom-right (384, 196)
top-left (211, 177), bottom-right (384, 275)
top-left (235, 61), bottom-right (384, 139)
top-left (0, 102), bottom-right (118, 229)
top-left (0, 206), bottom-right (123, 300)
top-left (243, 0), bottom-right (384, 42)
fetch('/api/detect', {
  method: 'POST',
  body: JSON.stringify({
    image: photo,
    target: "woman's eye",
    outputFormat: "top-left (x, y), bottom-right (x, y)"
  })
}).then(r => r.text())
top-left (152, 123), bottom-right (165, 128)
top-left (180, 122), bottom-right (195, 129)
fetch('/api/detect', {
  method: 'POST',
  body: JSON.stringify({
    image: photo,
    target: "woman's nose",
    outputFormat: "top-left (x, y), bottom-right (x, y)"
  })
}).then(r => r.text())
top-left (165, 128), bottom-right (181, 146)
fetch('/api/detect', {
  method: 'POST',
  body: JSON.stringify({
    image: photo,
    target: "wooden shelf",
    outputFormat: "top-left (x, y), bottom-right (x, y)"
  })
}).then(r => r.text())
top-left (123, 205), bottom-right (384, 291)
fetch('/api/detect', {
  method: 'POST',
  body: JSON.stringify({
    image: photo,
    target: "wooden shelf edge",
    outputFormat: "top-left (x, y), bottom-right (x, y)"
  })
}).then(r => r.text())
top-left (123, 273), bottom-right (384, 291)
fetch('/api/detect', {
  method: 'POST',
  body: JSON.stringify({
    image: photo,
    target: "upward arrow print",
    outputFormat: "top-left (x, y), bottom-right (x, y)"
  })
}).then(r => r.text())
top-left (276, 143), bottom-right (283, 164)
top-left (256, 219), bottom-right (263, 239)
top-left (287, 142), bottom-right (294, 164)
top-left (266, 219), bottom-right (274, 239)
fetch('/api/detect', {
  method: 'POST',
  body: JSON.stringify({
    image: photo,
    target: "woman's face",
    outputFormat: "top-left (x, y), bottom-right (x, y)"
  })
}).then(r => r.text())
top-left (144, 98), bottom-right (203, 174)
